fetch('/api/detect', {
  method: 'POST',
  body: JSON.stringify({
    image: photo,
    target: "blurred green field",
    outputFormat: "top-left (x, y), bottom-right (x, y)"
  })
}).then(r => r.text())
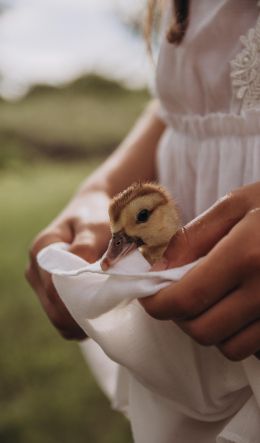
top-left (0, 75), bottom-right (149, 168)
top-left (0, 77), bottom-right (150, 442)
top-left (0, 161), bottom-right (133, 443)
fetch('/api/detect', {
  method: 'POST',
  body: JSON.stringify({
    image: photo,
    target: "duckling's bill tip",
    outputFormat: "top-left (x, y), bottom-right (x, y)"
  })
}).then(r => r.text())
top-left (100, 258), bottom-right (110, 271)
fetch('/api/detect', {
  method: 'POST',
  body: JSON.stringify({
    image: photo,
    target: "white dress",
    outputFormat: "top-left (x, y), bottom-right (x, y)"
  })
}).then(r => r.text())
top-left (79, 1), bottom-right (260, 442)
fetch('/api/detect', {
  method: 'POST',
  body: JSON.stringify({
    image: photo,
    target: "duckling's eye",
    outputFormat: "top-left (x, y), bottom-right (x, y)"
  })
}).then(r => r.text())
top-left (136, 209), bottom-right (150, 223)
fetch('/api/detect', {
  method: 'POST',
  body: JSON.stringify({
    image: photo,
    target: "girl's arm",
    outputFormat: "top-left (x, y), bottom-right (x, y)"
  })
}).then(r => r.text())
top-left (26, 101), bottom-right (166, 340)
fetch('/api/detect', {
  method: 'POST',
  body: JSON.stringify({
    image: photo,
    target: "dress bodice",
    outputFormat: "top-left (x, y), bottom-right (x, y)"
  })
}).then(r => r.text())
top-left (156, 0), bottom-right (260, 117)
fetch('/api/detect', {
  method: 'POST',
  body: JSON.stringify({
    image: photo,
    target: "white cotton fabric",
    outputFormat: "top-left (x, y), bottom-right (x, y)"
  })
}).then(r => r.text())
top-left (39, 1), bottom-right (260, 442)
top-left (38, 243), bottom-right (197, 320)
top-left (38, 242), bottom-right (260, 443)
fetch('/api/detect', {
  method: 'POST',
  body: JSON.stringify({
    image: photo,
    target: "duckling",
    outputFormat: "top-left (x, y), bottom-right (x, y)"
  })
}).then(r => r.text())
top-left (101, 182), bottom-right (180, 270)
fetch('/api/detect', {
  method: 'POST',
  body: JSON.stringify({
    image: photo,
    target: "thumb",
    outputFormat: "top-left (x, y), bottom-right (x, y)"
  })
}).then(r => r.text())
top-left (165, 192), bottom-right (249, 268)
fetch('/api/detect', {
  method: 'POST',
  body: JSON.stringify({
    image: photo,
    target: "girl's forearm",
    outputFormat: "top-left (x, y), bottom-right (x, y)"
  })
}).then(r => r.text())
top-left (77, 100), bottom-right (166, 198)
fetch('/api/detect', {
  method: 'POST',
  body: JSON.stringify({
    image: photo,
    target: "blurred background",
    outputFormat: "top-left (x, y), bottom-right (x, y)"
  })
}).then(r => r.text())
top-left (0, 0), bottom-right (154, 441)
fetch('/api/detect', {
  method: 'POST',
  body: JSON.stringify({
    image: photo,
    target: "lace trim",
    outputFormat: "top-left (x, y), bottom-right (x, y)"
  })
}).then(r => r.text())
top-left (230, 2), bottom-right (260, 111)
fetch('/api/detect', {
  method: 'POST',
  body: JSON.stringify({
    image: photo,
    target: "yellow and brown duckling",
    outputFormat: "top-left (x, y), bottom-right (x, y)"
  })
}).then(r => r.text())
top-left (101, 182), bottom-right (180, 270)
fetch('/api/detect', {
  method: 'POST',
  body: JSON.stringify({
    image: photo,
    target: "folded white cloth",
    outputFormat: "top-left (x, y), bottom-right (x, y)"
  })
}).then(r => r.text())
top-left (38, 242), bottom-right (196, 320)
top-left (38, 242), bottom-right (260, 443)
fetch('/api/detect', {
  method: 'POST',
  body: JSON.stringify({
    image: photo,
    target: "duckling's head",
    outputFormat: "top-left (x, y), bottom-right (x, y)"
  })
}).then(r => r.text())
top-left (101, 182), bottom-right (180, 270)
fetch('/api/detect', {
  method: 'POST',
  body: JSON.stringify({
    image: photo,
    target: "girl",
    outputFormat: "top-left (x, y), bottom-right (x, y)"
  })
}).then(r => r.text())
top-left (27, 1), bottom-right (260, 442)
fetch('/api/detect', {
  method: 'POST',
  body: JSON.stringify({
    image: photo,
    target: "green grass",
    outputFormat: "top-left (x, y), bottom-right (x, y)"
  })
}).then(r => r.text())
top-left (0, 160), bottom-right (132, 443)
top-left (0, 75), bottom-right (150, 165)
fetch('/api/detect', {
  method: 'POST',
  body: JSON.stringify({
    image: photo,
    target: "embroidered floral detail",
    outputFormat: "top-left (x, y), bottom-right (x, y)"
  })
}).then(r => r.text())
top-left (230, 3), bottom-right (260, 110)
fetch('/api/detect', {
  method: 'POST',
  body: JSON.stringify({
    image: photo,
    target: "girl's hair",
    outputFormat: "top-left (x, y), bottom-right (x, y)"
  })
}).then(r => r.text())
top-left (145, 0), bottom-right (190, 48)
top-left (167, 0), bottom-right (190, 44)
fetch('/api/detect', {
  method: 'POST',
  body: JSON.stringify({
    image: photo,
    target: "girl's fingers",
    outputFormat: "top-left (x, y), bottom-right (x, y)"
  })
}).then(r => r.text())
top-left (26, 260), bottom-right (86, 340)
top-left (142, 231), bottom-right (242, 320)
top-left (28, 230), bottom-right (65, 295)
top-left (178, 281), bottom-right (260, 346)
top-left (218, 320), bottom-right (260, 361)
top-left (29, 230), bottom-right (70, 300)
top-left (26, 229), bottom-right (86, 340)
top-left (142, 212), bottom-right (257, 320)
top-left (166, 190), bottom-right (249, 268)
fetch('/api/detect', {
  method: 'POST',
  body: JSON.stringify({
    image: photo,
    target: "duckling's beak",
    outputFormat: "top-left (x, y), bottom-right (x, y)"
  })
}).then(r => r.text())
top-left (100, 231), bottom-right (138, 271)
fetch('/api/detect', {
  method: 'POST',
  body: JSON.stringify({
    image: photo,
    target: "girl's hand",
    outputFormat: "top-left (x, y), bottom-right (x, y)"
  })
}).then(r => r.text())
top-left (25, 102), bottom-right (166, 340)
top-left (26, 191), bottom-right (111, 340)
top-left (141, 182), bottom-right (260, 361)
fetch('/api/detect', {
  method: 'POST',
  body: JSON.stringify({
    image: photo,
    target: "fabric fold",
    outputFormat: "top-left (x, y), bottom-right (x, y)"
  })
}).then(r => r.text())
top-left (37, 242), bottom-right (196, 319)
